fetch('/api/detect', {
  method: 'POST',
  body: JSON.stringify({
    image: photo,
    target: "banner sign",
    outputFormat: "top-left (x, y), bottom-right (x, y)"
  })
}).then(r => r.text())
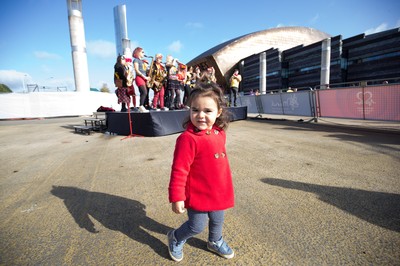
top-left (317, 86), bottom-right (400, 121)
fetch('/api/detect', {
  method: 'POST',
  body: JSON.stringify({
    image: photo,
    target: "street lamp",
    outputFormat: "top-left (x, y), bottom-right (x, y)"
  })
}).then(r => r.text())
top-left (21, 74), bottom-right (27, 93)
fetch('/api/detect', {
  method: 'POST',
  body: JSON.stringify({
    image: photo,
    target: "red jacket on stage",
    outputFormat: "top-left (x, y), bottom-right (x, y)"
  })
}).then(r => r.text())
top-left (169, 123), bottom-right (235, 212)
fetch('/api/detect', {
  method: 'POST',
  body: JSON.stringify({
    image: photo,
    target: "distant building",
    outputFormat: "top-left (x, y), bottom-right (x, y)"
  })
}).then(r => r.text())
top-left (241, 28), bottom-right (400, 93)
top-left (187, 26), bottom-right (330, 89)
top-left (187, 27), bottom-right (400, 93)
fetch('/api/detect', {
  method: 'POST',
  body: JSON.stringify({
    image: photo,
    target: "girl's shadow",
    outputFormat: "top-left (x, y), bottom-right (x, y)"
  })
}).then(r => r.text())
top-left (51, 186), bottom-right (172, 258)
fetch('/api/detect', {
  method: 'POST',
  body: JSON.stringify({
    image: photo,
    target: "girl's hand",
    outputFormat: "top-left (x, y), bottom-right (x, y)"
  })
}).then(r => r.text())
top-left (172, 201), bottom-right (185, 214)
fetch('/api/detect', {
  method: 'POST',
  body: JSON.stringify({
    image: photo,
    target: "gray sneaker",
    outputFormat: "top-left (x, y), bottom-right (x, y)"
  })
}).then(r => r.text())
top-left (167, 230), bottom-right (186, 262)
top-left (207, 237), bottom-right (234, 259)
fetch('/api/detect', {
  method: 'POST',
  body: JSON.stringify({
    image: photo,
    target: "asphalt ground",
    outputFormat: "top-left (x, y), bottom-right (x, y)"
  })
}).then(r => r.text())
top-left (0, 115), bottom-right (399, 265)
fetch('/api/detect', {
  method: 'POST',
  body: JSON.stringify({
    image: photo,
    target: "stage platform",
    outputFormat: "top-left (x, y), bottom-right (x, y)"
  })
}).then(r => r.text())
top-left (106, 106), bottom-right (247, 137)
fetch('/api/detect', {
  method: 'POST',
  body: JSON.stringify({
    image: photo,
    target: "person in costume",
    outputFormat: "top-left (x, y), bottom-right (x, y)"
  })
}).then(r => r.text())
top-left (148, 53), bottom-right (168, 110)
top-left (132, 47), bottom-right (149, 113)
top-left (175, 62), bottom-right (187, 109)
top-left (199, 66), bottom-right (216, 84)
top-left (182, 66), bottom-right (193, 108)
top-left (142, 59), bottom-right (151, 109)
top-left (166, 59), bottom-right (180, 110)
top-left (124, 57), bottom-right (137, 109)
top-left (114, 55), bottom-right (130, 112)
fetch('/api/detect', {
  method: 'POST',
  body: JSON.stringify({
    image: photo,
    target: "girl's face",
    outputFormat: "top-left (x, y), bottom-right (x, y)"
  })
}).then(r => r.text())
top-left (190, 95), bottom-right (222, 131)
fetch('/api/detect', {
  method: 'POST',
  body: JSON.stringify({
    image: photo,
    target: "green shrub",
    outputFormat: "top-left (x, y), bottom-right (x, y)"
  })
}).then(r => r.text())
top-left (0, 84), bottom-right (12, 93)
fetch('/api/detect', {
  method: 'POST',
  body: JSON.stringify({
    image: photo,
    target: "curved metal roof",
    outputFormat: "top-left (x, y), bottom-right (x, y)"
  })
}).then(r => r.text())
top-left (187, 26), bottom-right (331, 87)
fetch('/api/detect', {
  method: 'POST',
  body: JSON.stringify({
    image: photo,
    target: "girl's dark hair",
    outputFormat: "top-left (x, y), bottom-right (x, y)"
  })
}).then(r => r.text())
top-left (183, 82), bottom-right (231, 130)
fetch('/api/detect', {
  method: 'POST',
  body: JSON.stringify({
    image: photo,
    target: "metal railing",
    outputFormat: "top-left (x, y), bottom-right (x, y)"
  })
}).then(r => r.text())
top-left (238, 79), bottom-right (400, 122)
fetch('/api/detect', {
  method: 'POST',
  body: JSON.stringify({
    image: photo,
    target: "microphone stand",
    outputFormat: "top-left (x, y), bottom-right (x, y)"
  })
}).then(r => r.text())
top-left (121, 98), bottom-right (143, 141)
top-left (122, 55), bottom-right (151, 140)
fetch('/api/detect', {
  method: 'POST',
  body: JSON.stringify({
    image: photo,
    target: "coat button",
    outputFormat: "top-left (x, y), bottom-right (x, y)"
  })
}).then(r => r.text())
top-left (214, 153), bottom-right (219, 158)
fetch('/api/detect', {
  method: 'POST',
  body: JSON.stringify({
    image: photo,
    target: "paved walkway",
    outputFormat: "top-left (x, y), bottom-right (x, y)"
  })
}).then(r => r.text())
top-left (0, 115), bottom-right (399, 265)
top-left (247, 113), bottom-right (400, 134)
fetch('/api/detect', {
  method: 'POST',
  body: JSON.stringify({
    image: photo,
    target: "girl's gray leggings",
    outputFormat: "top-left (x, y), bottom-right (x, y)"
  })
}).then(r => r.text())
top-left (175, 209), bottom-right (225, 243)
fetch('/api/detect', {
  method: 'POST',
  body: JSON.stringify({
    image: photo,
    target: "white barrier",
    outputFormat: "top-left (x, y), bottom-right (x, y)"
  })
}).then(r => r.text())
top-left (240, 91), bottom-right (315, 117)
top-left (239, 85), bottom-right (400, 121)
top-left (238, 95), bottom-right (259, 113)
top-left (316, 85), bottom-right (400, 121)
top-left (0, 92), bottom-right (117, 119)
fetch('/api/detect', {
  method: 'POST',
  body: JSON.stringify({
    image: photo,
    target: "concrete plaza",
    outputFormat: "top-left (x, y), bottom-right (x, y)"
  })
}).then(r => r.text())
top-left (0, 115), bottom-right (399, 265)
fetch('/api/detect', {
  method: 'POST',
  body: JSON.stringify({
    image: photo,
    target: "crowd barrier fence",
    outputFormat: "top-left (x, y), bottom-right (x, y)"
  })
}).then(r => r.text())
top-left (239, 84), bottom-right (400, 122)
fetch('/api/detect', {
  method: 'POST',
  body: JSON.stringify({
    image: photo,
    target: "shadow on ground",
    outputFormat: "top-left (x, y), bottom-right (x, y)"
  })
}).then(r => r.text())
top-left (51, 186), bottom-right (172, 258)
top-left (249, 118), bottom-right (400, 159)
top-left (261, 178), bottom-right (400, 232)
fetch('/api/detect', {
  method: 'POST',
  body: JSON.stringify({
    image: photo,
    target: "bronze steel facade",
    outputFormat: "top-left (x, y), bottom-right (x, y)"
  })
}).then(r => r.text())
top-left (187, 26), bottom-right (400, 93)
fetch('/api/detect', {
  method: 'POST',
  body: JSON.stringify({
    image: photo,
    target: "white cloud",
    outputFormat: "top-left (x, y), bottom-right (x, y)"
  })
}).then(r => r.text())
top-left (48, 77), bottom-right (74, 91)
top-left (396, 20), bottom-right (400, 28)
top-left (31, 76), bottom-right (75, 92)
top-left (364, 23), bottom-right (388, 35)
top-left (34, 51), bottom-right (62, 60)
top-left (0, 70), bottom-right (75, 92)
top-left (86, 40), bottom-right (116, 59)
top-left (40, 65), bottom-right (53, 74)
top-left (185, 22), bottom-right (203, 29)
top-left (0, 70), bottom-right (32, 92)
top-left (168, 41), bottom-right (183, 53)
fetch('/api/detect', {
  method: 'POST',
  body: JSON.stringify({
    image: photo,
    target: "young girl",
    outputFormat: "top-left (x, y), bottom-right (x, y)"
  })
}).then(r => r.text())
top-left (168, 82), bottom-right (235, 262)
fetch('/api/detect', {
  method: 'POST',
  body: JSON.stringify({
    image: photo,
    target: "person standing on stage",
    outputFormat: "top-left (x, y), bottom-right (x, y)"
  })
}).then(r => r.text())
top-left (166, 59), bottom-right (180, 110)
top-left (114, 55), bottom-right (130, 112)
top-left (125, 57), bottom-right (137, 109)
top-left (176, 62), bottom-right (187, 109)
top-left (182, 66), bottom-right (193, 108)
top-left (148, 53), bottom-right (168, 110)
top-left (194, 66), bottom-right (201, 81)
top-left (142, 59), bottom-right (151, 109)
top-left (207, 66), bottom-right (217, 83)
top-left (132, 47), bottom-right (149, 113)
top-left (164, 56), bottom-right (174, 110)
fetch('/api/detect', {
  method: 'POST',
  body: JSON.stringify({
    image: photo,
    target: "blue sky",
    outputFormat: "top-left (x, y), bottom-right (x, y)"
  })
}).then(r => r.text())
top-left (0, 0), bottom-right (399, 92)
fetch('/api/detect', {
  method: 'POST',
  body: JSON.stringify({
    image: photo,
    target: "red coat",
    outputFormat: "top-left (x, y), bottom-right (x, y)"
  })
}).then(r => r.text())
top-left (169, 123), bottom-right (235, 211)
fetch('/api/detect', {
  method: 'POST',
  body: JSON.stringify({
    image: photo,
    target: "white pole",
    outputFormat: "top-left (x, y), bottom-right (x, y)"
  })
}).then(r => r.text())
top-left (114, 5), bottom-right (129, 56)
top-left (259, 52), bottom-right (267, 94)
top-left (67, 0), bottom-right (90, 92)
top-left (320, 38), bottom-right (331, 90)
top-left (22, 74), bottom-right (26, 93)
